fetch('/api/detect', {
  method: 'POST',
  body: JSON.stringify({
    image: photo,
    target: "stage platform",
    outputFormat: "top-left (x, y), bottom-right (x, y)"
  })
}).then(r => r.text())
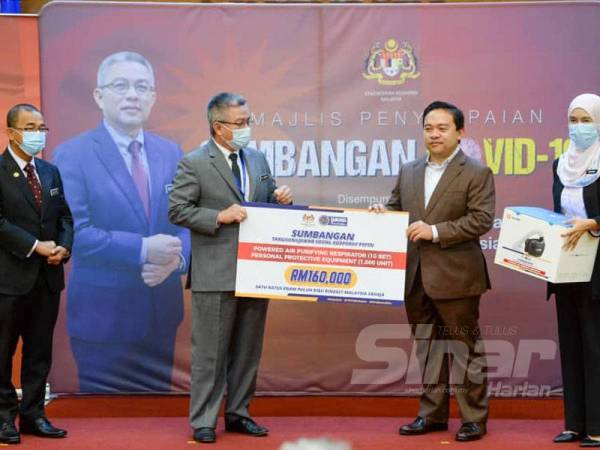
top-left (7, 396), bottom-right (563, 449)
top-left (11, 416), bottom-right (564, 449)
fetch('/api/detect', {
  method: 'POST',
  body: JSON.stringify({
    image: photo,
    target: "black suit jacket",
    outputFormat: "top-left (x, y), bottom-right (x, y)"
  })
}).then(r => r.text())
top-left (548, 158), bottom-right (600, 300)
top-left (0, 149), bottom-right (73, 296)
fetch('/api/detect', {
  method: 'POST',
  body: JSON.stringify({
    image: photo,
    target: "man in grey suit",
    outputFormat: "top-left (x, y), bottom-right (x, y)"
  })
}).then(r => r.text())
top-left (169, 92), bottom-right (292, 444)
top-left (371, 101), bottom-right (495, 442)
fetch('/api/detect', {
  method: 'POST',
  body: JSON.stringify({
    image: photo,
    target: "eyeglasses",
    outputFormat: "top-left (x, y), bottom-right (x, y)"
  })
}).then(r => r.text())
top-left (12, 127), bottom-right (49, 134)
top-left (98, 79), bottom-right (154, 95)
top-left (218, 118), bottom-right (252, 128)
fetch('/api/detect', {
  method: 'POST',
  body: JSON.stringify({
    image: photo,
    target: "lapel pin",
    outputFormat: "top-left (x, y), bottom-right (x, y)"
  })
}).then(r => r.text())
top-left (13, 172), bottom-right (20, 178)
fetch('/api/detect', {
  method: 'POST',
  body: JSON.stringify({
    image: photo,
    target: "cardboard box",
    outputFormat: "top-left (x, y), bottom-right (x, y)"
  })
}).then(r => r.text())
top-left (495, 206), bottom-right (599, 283)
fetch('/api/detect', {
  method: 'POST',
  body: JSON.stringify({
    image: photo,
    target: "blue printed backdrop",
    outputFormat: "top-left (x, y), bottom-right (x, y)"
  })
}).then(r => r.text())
top-left (23, 1), bottom-right (600, 394)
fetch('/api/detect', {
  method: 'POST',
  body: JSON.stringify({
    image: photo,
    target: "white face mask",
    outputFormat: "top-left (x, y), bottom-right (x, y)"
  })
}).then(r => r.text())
top-left (225, 126), bottom-right (251, 151)
top-left (569, 123), bottom-right (599, 150)
top-left (15, 130), bottom-right (46, 156)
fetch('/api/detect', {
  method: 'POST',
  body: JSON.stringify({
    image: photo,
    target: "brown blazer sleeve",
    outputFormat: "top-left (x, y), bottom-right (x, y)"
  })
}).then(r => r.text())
top-left (435, 165), bottom-right (495, 248)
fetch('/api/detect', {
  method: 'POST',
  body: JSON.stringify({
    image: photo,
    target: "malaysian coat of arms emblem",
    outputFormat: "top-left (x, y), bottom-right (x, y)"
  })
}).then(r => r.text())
top-left (363, 38), bottom-right (421, 86)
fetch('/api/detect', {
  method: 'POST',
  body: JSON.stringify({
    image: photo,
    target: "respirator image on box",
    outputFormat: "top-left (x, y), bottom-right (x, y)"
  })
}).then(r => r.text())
top-left (524, 236), bottom-right (545, 257)
top-left (514, 230), bottom-right (546, 257)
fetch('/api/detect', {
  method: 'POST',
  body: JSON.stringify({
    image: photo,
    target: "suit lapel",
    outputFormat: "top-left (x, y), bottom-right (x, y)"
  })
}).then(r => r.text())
top-left (36, 159), bottom-right (53, 219)
top-left (243, 149), bottom-right (257, 201)
top-left (92, 124), bottom-right (148, 228)
top-left (413, 157), bottom-right (426, 219)
top-left (424, 150), bottom-right (466, 218)
top-left (144, 133), bottom-right (164, 232)
top-left (1, 149), bottom-right (39, 215)
top-left (208, 140), bottom-right (243, 202)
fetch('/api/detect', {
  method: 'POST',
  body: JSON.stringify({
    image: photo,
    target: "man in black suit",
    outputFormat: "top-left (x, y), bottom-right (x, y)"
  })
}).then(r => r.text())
top-left (0, 104), bottom-right (73, 444)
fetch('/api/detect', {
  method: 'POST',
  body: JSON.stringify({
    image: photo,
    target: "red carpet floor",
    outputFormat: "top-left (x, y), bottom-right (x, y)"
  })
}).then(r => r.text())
top-left (9, 417), bottom-right (566, 450)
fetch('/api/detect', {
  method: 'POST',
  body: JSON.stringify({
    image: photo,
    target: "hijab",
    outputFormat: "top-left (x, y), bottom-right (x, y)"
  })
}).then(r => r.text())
top-left (557, 93), bottom-right (600, 187)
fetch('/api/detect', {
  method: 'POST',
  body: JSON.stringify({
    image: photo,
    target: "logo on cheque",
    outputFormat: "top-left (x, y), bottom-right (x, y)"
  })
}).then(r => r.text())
top-left (363, 38), bottom-right (420, 86)
top-left (302, 213), bottom-right (316, 226)
top-left (319, 215), bottom-right (349, 227)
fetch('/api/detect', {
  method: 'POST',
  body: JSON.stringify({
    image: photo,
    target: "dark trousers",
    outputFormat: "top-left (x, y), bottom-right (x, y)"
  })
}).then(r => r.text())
top-left (0, 276), bottom-right (59, 422)
top-left (71, 329), bottom-right (177, 393)
top-left (555, 283), bottom-right (600, 435)
top-left (405, 269), bottom-right (488, 424)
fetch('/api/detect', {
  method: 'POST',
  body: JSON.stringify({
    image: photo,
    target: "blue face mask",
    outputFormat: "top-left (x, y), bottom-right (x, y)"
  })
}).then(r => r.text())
top-left (569, 123), bottom-right (599, 150)
top-left (16, 130), bottom-right (46, 156)
top-left (226, 126), bottom-right (251, 151)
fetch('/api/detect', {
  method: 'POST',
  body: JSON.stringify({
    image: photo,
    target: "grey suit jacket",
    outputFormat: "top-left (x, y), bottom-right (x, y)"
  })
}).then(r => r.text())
top-left (387, 149), bottom-right (495, 299)
top-left (168, 140), bottom-right (277, 292)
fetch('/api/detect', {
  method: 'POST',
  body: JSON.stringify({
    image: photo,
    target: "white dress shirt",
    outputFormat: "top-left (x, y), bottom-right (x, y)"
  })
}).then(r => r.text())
top-left (213, 138), bottom-right (250, 202)
top-left (424, 146), bottom-right (461, 242)
top-left (104, 120), bottom-right (150, 178)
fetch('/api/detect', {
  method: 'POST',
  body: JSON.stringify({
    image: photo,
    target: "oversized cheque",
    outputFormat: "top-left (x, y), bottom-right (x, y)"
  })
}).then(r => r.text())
top-left (235, 203), bottom-right (409, 306)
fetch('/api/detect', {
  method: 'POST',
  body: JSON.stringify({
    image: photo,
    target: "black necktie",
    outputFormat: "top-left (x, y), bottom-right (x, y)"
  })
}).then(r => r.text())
top-left (229, 152), bottom-right (242, 194)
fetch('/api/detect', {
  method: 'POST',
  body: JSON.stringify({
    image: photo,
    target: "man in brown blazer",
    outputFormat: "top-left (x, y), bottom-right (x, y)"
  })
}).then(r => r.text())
top-left (371, 101), bottom-right (495, 442)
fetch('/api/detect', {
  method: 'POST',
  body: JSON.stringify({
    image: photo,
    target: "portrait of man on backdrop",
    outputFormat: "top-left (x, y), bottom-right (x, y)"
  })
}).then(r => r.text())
top-left (53, 51), bottom-right (190, 393)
